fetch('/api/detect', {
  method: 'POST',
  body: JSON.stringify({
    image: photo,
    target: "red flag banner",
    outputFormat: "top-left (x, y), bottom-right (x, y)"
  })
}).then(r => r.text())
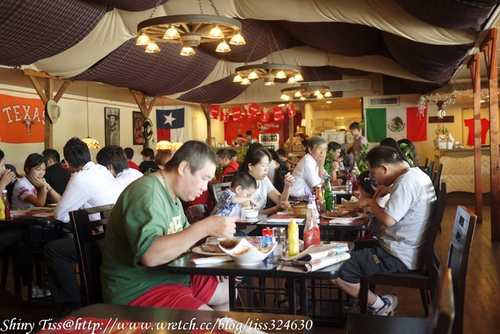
top-left (220, 107), bottom-right (230, 122)
top-left (0, 94), bottom-right (45, 143)
top-left (260, 107), bottom-right (271, 122)
top-left (232, 106), bottom-right (242, 121)
top-left (273, 106), bottom-right (284, 121)
top-left (209, 105), bottom-right (219, 119)
top-left (406, 106), bottom-right (427, 141)
top-left (286, 102), bottom-right (296, 117)
top-left (247, 103), bottom-right (260, 118)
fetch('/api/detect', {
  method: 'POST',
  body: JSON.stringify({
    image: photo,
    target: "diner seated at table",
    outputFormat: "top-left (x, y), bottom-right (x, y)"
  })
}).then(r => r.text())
top-left (44, 137), bottom-right (123, 314)
top-left (211, 172), bottom-right (257, 217)
top-left (138, 148), bottom-right (159, 174)
top-left (289, 136), bottom-right (333, 199)
top-left (238, 147), bottom-right (294, 215)
top-left (42, 149), bottom-right (70, 199)
top-left (101, 140), bottom-right (237, 311)
top-left (216, 149), bottom-right (239, 182)
top-left (11, 153), bottom-right (62, 210)
top-left (96, 145), bottom-right (143, 188)
top-left (124, 147), bottom-right (140, 171)
top-left (326, 141), bottom-right (345, 186)
top-left (331, 146), bottom-right (436, 316)
top-left (154, 150), bottom-right (172, 170)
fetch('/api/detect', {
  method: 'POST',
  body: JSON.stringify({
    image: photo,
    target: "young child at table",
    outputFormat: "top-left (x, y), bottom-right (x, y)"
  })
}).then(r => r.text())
top-left (211, 173), bottom-right (257, 217)
top-left (12, 153), bottom-right (61, 210)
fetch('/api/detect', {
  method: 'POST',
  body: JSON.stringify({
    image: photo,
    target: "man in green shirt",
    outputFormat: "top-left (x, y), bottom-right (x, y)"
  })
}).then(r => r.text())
top-left (101, 141), bottom-right (237, 310)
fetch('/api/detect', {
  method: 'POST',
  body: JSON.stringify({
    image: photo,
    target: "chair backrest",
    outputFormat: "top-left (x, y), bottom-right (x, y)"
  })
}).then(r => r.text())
top-left (420, 182), bottom-right (447, 295)
top-left (69, 204), bottom-right (114, 307)
top-left (433, 164), bottom-right (443, 193)
top-left (447, 205), bottom-right (477, 334)
top-left (429, 266), bottom-right (455, 334)
top-left (185, 204), bottom-right (208, 224)
top-left (208, 182), bottom-right (231, 206)
top-left (427, 160), bottom-right (435, 179)
top-left (221, 172), bottom-right (235, 183)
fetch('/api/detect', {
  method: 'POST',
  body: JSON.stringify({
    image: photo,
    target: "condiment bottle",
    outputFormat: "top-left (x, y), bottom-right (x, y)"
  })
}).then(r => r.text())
top-left (324, 178), bottom-right (334, 212)
top-left (315, 185), bottom-right (325, 213)
top-left (288, 219), bottom-right (299, 256)
top-left (1, 190), bottom-right (9, 220)
top-left (304, 196), bottom-right (321, 249)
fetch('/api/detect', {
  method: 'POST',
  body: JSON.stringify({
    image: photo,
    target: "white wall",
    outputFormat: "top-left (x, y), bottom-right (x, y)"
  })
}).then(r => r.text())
top-left (0, 84), bottom-right (208, 172)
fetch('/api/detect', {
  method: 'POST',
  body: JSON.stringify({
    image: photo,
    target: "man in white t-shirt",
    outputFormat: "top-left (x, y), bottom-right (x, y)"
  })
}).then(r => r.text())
top-left (332, 145), bottom-right (436, 317)
top-left (96, 145), bottom-right (143, 188)
top-left (45, 137), bottom-right (123, 314)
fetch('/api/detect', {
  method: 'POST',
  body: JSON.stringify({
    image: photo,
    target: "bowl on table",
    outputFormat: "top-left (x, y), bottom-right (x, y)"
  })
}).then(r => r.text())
top-left (291, 203), bottom-right (308, 218)
top-left (245, 209), bottom-right (259, 218)
top-left (218, 238), bottom-right (276, 265)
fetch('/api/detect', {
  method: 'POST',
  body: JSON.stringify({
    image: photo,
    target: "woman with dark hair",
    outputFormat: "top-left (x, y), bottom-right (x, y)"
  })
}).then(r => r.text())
top-left (12, 153), bottom-right (61, 209)
top-left (0, 149), bottom-right (16, 195)
top-left (238, 147), bottom-right (294, 215)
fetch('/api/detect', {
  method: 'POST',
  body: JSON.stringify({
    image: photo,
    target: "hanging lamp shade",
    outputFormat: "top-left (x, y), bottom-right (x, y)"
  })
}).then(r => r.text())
top-left (156, 140), bottom-right (172, 150)
top-left (82, 137), bottom-right (101, 149)
top-left (170, 142), bottom-right (183, 150)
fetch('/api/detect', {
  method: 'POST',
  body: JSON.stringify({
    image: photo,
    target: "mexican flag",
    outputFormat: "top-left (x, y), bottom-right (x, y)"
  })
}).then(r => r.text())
top-left (365, 106), bottom-right (427, 142)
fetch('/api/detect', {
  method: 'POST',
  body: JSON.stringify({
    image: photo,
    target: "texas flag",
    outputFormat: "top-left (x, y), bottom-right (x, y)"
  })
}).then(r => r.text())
top-left (156, 108), bottom-right (184, 142)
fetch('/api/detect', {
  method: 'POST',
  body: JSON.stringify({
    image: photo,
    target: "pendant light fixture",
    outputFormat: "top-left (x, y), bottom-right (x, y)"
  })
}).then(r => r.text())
top-left (82, 86), bottom-right (101, 149)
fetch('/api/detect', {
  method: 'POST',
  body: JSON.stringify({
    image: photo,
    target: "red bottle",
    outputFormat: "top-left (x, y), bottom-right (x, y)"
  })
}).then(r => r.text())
top-left (304, 197), bottom-right (321, 249)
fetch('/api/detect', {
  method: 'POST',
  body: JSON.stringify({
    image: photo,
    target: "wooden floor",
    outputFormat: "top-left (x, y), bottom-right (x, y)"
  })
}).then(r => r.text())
top-left (1, 193), bottom-right (499, 334)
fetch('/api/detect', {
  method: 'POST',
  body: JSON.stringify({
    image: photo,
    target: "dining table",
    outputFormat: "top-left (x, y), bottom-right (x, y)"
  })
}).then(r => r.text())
top-left (37, 303), bottom-right (314, 334)
top-left (167, 244), bottom-right (351, 327)
top-left (0, 206), bottom-right (63, 303)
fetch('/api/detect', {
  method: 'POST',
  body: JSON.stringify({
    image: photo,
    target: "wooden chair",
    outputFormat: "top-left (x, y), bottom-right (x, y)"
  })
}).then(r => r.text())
top-left (359, 182), bottom-right (447, 315)
top-left (433, 163), bottom-right (443, 194)
top-left (426, 160), bottom-right (435, 179)
top-left (447, 205), bottom-right (476, 334)
top-left (69, 204), bottom-right (114, 307)
top-left (221, 172), bottom-right (236, 183)
top-left (185, 204), bottom-right (209, 224)
top-left (208, 182), bottom-right (231, 206)
top-left (346, 266), bottom-right (455, 334)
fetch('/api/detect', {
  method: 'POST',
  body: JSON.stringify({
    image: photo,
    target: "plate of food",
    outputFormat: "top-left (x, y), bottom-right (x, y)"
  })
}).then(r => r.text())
top-left (27, 207), bottom-right (54, 212)
top-left (32, 212), bottom-right (54, 218)
top-left (192, 243), bottom-right (227, 256)
top-left (321, 209), bottom-right (367, 219)
top-left (328, 217), bottom-right (363, 225)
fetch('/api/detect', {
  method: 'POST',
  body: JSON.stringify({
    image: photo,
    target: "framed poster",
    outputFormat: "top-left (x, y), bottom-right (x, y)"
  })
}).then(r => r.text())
top-left (104, 107), bottom-right (120, 146)
top-left (132, 111), bottom-right (144, 145)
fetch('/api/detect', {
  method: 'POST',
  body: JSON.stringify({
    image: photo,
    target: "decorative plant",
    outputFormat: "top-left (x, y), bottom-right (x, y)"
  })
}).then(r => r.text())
top-left (237, 146), bottom-right (248, 162)
top-left (355, 143), bottom-right (369, 172)
top-left (399, 142), bottom-right (415, 167)
top-left (435, 125), bottom-right (449, 137)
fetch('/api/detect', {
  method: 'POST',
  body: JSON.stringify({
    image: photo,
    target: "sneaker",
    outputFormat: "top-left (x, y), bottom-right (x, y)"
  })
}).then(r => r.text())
top-left (368, 294), bottom-right (399, 316)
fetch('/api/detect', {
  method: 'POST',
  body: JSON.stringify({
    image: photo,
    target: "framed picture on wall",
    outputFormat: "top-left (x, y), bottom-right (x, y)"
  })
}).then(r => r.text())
top-left (133, 111), bottom-right (144, 145)
top-left (104, 107), bottom-right (120, 146)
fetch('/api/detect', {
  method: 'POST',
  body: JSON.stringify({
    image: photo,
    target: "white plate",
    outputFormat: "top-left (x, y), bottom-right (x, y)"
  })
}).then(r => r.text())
top-left (328, 217), bottom-right (361, 225)
top-left (27, 207), bottom-right (54, 212)
top-left (10, 210), bottom-right (27, 216)
top-left (191, 246), bottom-right (227, 256)
top-left (32, 212), bottom-right (54, 218)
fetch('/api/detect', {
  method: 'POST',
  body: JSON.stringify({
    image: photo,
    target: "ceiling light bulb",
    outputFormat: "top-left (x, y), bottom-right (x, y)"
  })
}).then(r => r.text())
top-left (233, 74), bottom-right (243, 83)
top-left (324, 91), bottom-right (332, 97)
top-left (209, 25), bottom-right (224, 39)
top-left (294, 91), bottom-right (302, 98)
top-left (145, 42), bottom-right (160, 53)
top-left (180, 46), bottom-right (195, 56)
top-left (275, 70), bottom-right (286, 79)
top-left (136, 33), bottom-right (151, 46)
top-left (317, 93), bottom-right (324, 99)
top-left (294, 73), bottom-right (304, 81)
top-left (314, 90), bottom-right (321, 96)
top-left (163, 26), bottom-right (180, 39)
top-left (288, 77), bottom-right (296, 84)
top-left (229, 32), bottom-right (246, 45)
top-left (241, 78), bottom-right (251, 85)
top-left (216, 40), bottom-right (231, 53)
top-left (248, 71), bottom-right (259, 80)
top-left (281, 94), bottom-right (288, 100)
top-left (326, 101), bottom-right (332, 104)
top-left (264, 80), bottom-right (275, 86)
top-left (300, 96), bottom-right (306, 101)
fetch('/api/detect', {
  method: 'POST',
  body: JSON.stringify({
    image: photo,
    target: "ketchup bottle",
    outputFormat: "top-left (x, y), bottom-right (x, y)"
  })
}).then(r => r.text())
top-left (304, 195), bottom-right (321, 249)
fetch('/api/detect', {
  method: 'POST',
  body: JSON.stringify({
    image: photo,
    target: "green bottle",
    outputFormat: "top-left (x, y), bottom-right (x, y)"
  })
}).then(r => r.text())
top-left (324, 178), bottom-right (334, 212)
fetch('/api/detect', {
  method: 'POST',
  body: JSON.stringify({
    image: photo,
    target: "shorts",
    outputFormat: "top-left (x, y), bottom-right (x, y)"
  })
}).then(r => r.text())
top-left (339, 245), bottom-right (408, 284)
top-left (126, 275), bottom-right (219, 309)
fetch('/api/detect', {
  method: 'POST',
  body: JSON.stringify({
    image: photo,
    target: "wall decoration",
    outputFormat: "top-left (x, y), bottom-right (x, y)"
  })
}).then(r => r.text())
top-left (132, 111), bottom-right (143, 145)
top-left (0, 94), bottom-right (45, 143)
top-left (104, 107), bottom-right (120, 146)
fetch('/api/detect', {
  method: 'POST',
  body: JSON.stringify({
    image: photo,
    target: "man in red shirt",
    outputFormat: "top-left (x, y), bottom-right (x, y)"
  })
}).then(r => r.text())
top-left (217, 149), bottom-right (239, 181)
top-left (124, 147), bottom-right (140, 171)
